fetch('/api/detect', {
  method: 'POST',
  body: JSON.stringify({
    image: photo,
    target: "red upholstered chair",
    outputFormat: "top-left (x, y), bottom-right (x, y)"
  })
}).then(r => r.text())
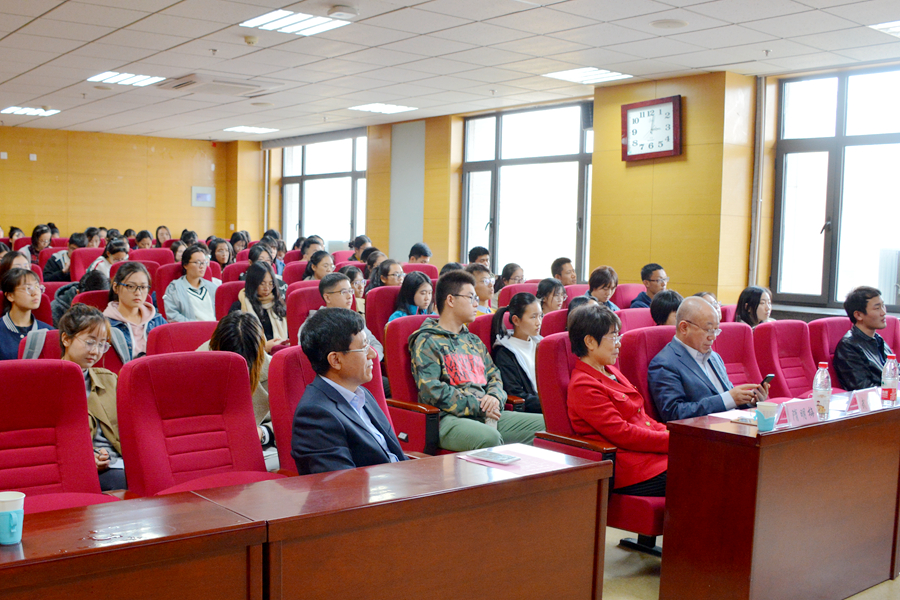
top-left (222, 262), bottom-right (249, 282)
top-left (146, 321), bottom-right (218, 354)
top-left (155, 263), bottom-right (215, 321)
top-left (610, 284), bottom-right (646, 309)
top-left (283, 250), bottom-right (304, 263)
top-left (468, 313), bottom-right (495, 351)
top-left (525, 278), bottom-right (544, 284)
top-left (286, 287), bottom-right (325, 347)
top-left (117, 352), bottom-right (286, 496)
top-left (617, 325), bottom-right (677, 421)
top-left (236, 249), bottom-right (250, 262)
top-left (282, 261), bottom-right (309, 284)
top-left (130, 248), bottom-right (175, 265)
top-left (43, 281), bottom-right (67, 299)
top-left (712, 322), bottom-right (762, 386)
top-left (248, 240), bottom-right (259, 247)
top-left (30, 263), bottom-right (43, 282)
top-left (617, 308), bottom-right (656, 333)
top-left (13, 237), bottom-right (29, 251)
top-left (286, 280), bottom-right (321, 297)
top-left (0, 360), bottom-right (120, 514)
top-left (533, 332), bottom-right (664, 556)
top-left (402, 263), bottom-right (439, 279)
top-left (70, 248), bottom-right (105, 281)
top-left (18, 330), bottom-right (125, 373)
top-left (754, 320), bottom-right (842, 399)
top-left (207, 260), bottom-right (221, 280)
top-left (335, 260), bottom-right (365, 272)
top-left (73, 290), bottom-right (110, 312)
top-left (268, 345), bottom-right (395, 473)
top-left (383, 315), bottom-right (442, 454)
top-left (215, 281), bottom-right (245, 320)
top-left (50, 237), bottom-right (69, 247)
top-left (33, 293), bottom-right (52, 326)
top-left (109, 259), bottom-right (160, 283)
top-left (365, 285), bottom-right (402, 345)
top-left (563, 284), bottom-right (589, 308)
top-left (38, 247), bottom-right (58, 269)
top-left (721, 303), bottom-right (737, 322)
top-left (0, 236), bottom-right (8, 246)
top-left (541, 309), bottom-right (568, 336)
top-left (498, 283), bottom-right (539, 308)
top-left (809, 316), bottom-right (853, 384)
top-left (162, 239), bottom-right (175, 248)
top-left (332, 250), bottom-right (354, 263)
top-left (880, 315), bottom-right (900, 351)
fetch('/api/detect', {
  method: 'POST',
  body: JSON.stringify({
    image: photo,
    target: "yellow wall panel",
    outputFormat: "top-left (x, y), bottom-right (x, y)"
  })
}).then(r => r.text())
top-left (656, 73), bottom-right (726, 147)
top-left (721, 143), bottom-right (754, 218)
top-left (366, 124), bottom-right (391, 249)
top-left (593, 150), bottom-right (655, 216)
top-left (587, 215), bottom-right (652, 282)
top-left (651, 143), bottom-right (724, 216)
top-left (650, 213), bottom-right (721, 288)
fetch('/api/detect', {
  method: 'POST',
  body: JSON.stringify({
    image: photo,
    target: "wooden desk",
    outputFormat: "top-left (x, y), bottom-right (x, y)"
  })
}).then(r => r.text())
top-left (0, 493), bottom-right (267, 600)
top-left (659, 407), bottom-right (900, 600)
top-left (198, 444), bottom-right (613, 600)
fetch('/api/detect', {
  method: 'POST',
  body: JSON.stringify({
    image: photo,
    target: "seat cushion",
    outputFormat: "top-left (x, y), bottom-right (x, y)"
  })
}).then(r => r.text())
top-left (607, 494), bottom-right (665, 536)
top-left (24, 492), bottom-right (120, 514)
top-left (155, 471), bottom-right (286, 496)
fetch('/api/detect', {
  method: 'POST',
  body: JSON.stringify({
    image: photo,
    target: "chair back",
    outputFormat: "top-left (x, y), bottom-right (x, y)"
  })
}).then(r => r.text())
top-left (402, 263), bottom-right (439, 279)
top-left (70, 248), bottom-right (104, 281)
top-left (366, 286), bottom-right (402, 345)
top-left (30, 263), bottom-right (43, 282)
top-left (162, 239), bottom-right (176, 248)
top-left (286, 280), bottom-right (321, 296)
top-left (618, 325), bottom-right (676, 420)
top-left (541, 308), bottom-right (568, 336)
top-left (207, 260), bottom-right (221, 280)
top-left (754, 320), bottom-right (817, 398)
top-left (498, 283), bottom-right (539, 309)
top-left (155, 263), bottom-right (216, 320)
top-left (117, 352), bottom-right (267, 496)
top-left (712, 322), bottom-right (762, 385)
top-left (19, 330), bottom-right (126, 374)
top-left (617, 307), bottom-right (655, 332)
top-left (0, 360), bottom-right (101, 495)
top-left (283, 250), bottom-right (303, 263)
top-left (50, 237), bottom-right (69, 248)
top-left (236, 249), bottom-right (251, 262)
top-left (335, 260), bottom-right (365, 272)
top-left (610, 284), bottom-right (645, 309)
top-left (73, 290), bottom-right (110, 312)
top-left (721, 303), bottom-right (737, 322)
top-left (332, 250), bottom-right (355, 263)
top-left (146, 321), bottom-right (218, 354)
top-left (43, 281), bottom-right (68, 299)
top-left (109, 260), bottom-right (160, 284)
top-left (809, 317), bottom-right (853, 384)
top-left (282, 261), bottom-right (309, 284)
top-left (215, 281), bottom-right (245, 320)
top-left (35, 293), bottom-right (52, 325)
top-left (130, 248), bottom-right (175, 265)
top-left (468, 313), bottom-right (495, 352)
top-left (13, 237), bottom-right (30, 251)
top-left (563, 284), bottom-right (589, 308)
top-left (222, 262), bottom-right (250, 283)
top-left (881, 315), bottom-right (900, 350)
top-left (0, 237), bottom-right (7, 246)
top-left (38, 247), bottom-right (58, 269)
top-left (535, 332), bottom-right (579, 436)
top-left (287, 288), bottom-right (325, 347)
top-left (384, 315), bottom-right (433, 404)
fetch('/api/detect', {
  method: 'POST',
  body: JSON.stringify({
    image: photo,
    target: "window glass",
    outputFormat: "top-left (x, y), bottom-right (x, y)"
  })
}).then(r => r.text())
top-left (303, 177), bottom-right (351, 247)
top-left (835, 144), bottom-right (900, 304)
top-left (583, 164), bottom-right (592, 282)
top-left (305, 138), bottom-right (352, 175)
top-left (465, 171), bottom-right (492, 261)
top-left (846, 71), bottom-right (900, 136)
top-left (501, 106), bottom-right (580, 159)
top-left (356, 178), bottom-right (366, 234)
top-left (284, 146), bottom-right (303, 177)
top-left (355, 136), bottom-right (367, 171)
top-left (778, 152), bottom-right (828, 296)
top-left (465, 117), bottom-right (495, 162)
top-left (282, 183), bottom-right (300, 243)
top-left (783, 78), bottom-right (838, 140)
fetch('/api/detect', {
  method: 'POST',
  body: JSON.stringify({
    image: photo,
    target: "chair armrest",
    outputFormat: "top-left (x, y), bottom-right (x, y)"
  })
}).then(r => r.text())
top-left (506, 395), bottom-right (525, 411)
top-left (103, 489), bottom-right (142, 500)
top-left (275, 469), bottom-right (299, 477)
top-left (405, 451), bottom-right (431, 459)
top-left (535, 431), bottom-right (617, 454)
top-left (386, 399), bottom-right (440, 414)
top-left (270, 342), bottom-right (290, 355)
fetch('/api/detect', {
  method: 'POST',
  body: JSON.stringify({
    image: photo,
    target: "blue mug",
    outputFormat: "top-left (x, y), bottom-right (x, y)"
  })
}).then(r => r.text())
top-left (0, 509), bottom-right (23, 545)
top-left (756, 410), bottom-right (776, 433)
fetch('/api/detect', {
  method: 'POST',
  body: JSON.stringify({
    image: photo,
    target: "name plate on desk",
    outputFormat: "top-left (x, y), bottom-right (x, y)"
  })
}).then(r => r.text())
top-left (775, 398), bottom-right (818, 427)
top-left (847, 387), bottom-right (879, 413)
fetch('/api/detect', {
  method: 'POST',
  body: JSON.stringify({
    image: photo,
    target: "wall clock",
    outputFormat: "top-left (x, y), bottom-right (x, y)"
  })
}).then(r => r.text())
top-left (621, 95), bottom-right (682, 161)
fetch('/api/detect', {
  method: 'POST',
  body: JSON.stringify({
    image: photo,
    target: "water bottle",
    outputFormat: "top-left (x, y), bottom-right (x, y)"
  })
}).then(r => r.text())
top-left (881, 354), bottom-right (898, 407)
top-left (813, 362), bottom-right (831, 420)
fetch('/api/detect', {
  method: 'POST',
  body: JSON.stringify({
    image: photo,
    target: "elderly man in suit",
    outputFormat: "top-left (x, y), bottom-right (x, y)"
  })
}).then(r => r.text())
top-left (648, 296), bottom-right (768, 422)
top-left (291, 307), bottom-right (407, 475)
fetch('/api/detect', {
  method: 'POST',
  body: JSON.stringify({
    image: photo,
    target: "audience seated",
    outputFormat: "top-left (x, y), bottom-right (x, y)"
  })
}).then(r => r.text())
top-left (492, 262), bottom-right (523, 307)
top-left (8, 226), bottom-right (24, 244)
top-left (104, 262), bottom-right (165, 361)
top-left (735, 286), bottom-right (773, 328)
top-left (648, 297), bottom-right (769, 422)
top-left (300, 237), bottom-right (323, 261)
top-left (650, 290), bottom-right (683, 326)
top-left (298, 273), bottom-right (383, 359)
top-left (44, 232), bottom-right (87, 282)
top-left (134, 230), bottom-right (153, 249)
top-left (631, 263), bottom-right (668, 309)
top-left (154, 225), bottom-right (171, 248)
top-left (162, 244), bottom-right (218, 323)
top-left (464, 263), bottom-right (494, 314)
top-left (230, 262), bottom-right (287, 352)
top-left (0, 268), bottom-right (53, 360)
top-left (388, 271), bottom-right (434, 322)
top-left (363, 249), bottom-right (386, 279)
top-left (302, 250), bottom-right (334, 281)
top-left (551, 257), bottom-right (577, 286)
top-left (366, 258), bottom-right (403, 294)
top-left (492, 292), bottom-right (543, 413)
top-left (87, 238), bottom-right (129, 277)
top-left (273, 240), bottom-right (287, 276)
top-left (293, 307), bottom-right (407, 474)
top-left (22, 224), bottom-right (51, 265)
top-left (567, 303), bottom-right (668, 497)
top-left (169, 240), bottom-right (186, 262)
top-left (338, 265), bottom-right (366, 314)
top-left (240, 243), bottom-right (287, 297)
top-left (408, 270), bottom-right (544, 451)
top-left (229, 231), bottom-right (248, 254)
top-left (408, 242), bottom-right (432, 263)
top-left (468, 246), bottom-right (490, 268)
top-left (834, 286), bottom-right (894, 391)
top-left (588, 266), bottom-right (620, 311)
top-left (693, 291), bottom-right (722, 320)
top-left (52, 270), bottom-right (110, 326)
top-left (0, 242), bottom-right (9, 259)
top-left (0, 250), bottom-right (31, 282)
top-left (536, 278), bottom-right (566, 315)
top-left (351, 234), bottom-right (372, 262)
top-left (209, 237), bottom-right (235, 272)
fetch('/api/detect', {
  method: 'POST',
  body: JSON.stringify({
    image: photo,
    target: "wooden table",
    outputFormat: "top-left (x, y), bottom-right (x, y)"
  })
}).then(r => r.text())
top-left (659, 406), bottom-right (900, 600)
top-left (0, 493), bottom-right (267, 600)
top-left (197, 444), bottom-right (613, 600)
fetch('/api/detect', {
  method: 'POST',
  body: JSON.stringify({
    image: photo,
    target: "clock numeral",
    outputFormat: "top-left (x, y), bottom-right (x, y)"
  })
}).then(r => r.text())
top-left (640, 144), bottom-right (645, 150)
top-left (632, 118), bottom-right (639, 125)
top-left (665, 112), bottom-right (671, 117)
top-left (632, 140), bottom-right (638, 147)
top-left (631, 129), bottom-right (637, 135)
top-left (648, 143), bottom-right (654, 150)
top-left (665, 124), bottom-right (671, 131)
top-left (666, 136), bottom-right (670, 142)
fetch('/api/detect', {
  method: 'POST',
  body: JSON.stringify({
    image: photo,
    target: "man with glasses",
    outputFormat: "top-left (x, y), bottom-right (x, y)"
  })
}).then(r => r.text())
top-left (298, 273), bottom-right (383, 360)
top-left (648, 297), bottom-right (769, 422)
top-left (465, 263), bottom-right (495, 314)
top-left (631, 263), bottom-right (669, 309)
top-left (292, 307), bottom-right (407, 475)
top-left (409, 270), bottom-right (544, 451)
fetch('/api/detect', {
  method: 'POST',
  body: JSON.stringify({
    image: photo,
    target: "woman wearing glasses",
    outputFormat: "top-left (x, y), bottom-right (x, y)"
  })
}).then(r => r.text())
top-left (492, 263), bottom-right (523, 308)
top-left (567, 303), bottom-right (668, 497)
top-left (302, 250), bottom-right (335, 281)
top-left (87, 238), bottom-right (130, 277)
top-left (59, 303), bottom-right (126, 491)
top-left (536, 278), bottom-right (566, 316)
top-left (492, 292), bottom-right (544, 413)
top-left (0, 268), bottom-right (52, 360)
top-left (338, 265), bottom-right (366, 315)
top-left (103, 262), bottom-right (165, 360)
top-left (465, 263), bottom-right (495, 315)
top-left (162, 244), bottom-right (219, 322)
top-left (388, 271), bottom-right (435, 323)
top-left (230, 262), bottom-right (287, 353)
top-left (365, 259), bottom-right (404, 294)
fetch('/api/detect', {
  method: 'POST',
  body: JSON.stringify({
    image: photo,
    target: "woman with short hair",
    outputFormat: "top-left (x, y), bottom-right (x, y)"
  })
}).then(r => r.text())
top-left (134, 230), bottom-right (154, 249)
top-left (588, 266), bottom-right (620, 311)
top-left (0, 268), bottom-right (52, 360)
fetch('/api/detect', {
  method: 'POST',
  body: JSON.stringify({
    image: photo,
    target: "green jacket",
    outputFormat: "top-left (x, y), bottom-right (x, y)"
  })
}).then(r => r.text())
top-left (408, 318), bottom-right (507, 421)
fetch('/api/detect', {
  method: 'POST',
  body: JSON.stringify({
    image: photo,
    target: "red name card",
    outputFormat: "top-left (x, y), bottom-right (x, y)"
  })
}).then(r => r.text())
top-left (775, 398), bottom-right (818, 428)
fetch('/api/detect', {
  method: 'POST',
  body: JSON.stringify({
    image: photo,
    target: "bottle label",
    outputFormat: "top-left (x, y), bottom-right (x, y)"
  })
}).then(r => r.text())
top-left (881, 387), bottom-right (897, 402)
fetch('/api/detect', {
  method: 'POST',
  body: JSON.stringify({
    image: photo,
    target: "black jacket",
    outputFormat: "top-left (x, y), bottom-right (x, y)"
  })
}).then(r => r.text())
top-left (833, 325), bottom-right (894, 391)
top-left (493, 345), bottom-right (542, 413)
top-left (43, 254), bottom-right (71, 282)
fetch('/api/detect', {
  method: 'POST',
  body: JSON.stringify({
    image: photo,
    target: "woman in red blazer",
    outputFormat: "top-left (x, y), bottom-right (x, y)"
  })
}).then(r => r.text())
top-left (567, 303), bottom-right (668, 496)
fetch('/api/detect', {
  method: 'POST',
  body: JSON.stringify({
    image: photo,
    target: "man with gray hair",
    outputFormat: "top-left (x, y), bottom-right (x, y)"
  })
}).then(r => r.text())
top-left (647, 296), bottom-right (769, 422)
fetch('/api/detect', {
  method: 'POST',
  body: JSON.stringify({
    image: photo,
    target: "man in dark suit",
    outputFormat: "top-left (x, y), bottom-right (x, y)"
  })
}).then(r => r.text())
top-left (648, 296), bottom-right (768, 422)
top-left (292, 307), bottom-right (407, 474)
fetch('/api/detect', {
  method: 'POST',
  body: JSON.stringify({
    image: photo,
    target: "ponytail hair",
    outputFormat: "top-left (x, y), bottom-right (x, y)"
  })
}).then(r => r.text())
top-left (491, 292), bottom-right (538, 342)
top-left (303, 250), bottom-right (332, 279)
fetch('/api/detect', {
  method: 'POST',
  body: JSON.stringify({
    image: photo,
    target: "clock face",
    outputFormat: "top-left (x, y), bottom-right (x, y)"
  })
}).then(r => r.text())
top-left (626, 102), bottom-right (675, 156)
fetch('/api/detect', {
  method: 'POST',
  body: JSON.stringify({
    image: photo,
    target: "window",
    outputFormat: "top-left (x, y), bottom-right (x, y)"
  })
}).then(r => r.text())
top-left (773, 67), bottom-right (900, 309)
top-left (282, 135), bottom-right (367, 249)
top-left (462, 103), bottom-right (593, 281)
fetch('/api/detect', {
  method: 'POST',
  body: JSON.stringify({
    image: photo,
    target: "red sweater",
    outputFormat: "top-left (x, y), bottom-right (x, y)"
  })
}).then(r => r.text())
top-left (567, 361), bottom-right (668, 489)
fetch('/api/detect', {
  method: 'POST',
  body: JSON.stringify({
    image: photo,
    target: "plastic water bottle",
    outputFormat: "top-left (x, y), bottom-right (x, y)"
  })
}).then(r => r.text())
top-left (813, 362), bottom-right (831, 420)
top-left (881, 354), bottom-right (898, 407)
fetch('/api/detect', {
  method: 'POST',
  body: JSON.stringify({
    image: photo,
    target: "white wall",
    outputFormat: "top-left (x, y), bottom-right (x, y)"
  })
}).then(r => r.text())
top-left (389, 121), bottom-right (425, 259)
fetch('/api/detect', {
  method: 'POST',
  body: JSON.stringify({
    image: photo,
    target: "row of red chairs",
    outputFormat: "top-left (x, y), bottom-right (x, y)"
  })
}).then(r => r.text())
top-left (1, 237), bottom-right (72, 251)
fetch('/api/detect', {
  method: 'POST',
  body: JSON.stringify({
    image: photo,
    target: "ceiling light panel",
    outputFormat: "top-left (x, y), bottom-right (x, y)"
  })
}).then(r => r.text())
top-left (224, 126), bottom-right (279, 134)
top-left (2, 107), bottom-right (60, 116)
top-left (870, 21), bottom-right (900, 38)
top-left (239, 10), bottom-right (350, 37)
top-left (349, 103), bottom-right (417, 114)
top-left (542, 67), bottom-right (633, 84)
top-left (87, 72), bottom-right (166, 86)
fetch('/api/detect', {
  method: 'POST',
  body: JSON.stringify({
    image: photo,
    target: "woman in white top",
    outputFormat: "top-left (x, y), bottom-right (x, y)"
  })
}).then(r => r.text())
top-left (87, 238), bottom-right (129, 277)
top-left (491, 292), bottom-right (543, 413)
top-left (162, 244), bottom-right (218, 322)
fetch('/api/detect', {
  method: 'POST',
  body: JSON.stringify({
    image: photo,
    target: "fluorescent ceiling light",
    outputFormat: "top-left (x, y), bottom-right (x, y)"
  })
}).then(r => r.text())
top-left (2, 106), bottom-right (60, 116)
top-left (240, 9), bottom-right (351, 37)
top-left (870, 20), bottom-right (900, 38)
top-left (86, 72), bottom-right (166, 87)
top-left (349, 103), bottom-right (417, 114)
top-left (542, 67), bottom-right (633, 85)
top-left (224, 126), bottom-right (279, 134)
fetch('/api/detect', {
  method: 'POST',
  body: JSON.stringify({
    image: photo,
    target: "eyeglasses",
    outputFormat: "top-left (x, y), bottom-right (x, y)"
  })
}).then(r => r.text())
top-left (18, 284), bottom-right (45, 295)
top-left (552, 293), bottom-right (567, 302)
top-left (342, 342), bottom-right (371, 355)
top-left (684, 320), bottom-right (722, 338)
top-left (480, 277), bottom-right (496, 286)
top-left (648, 277), bottom-right (670, 284)
top-left (603, 331), bottom-right (622, 345)
top-left (325, 289), bottom-right (354, 298)
top-left (509, 276), bottom-right (525, 284)
top-left (189, 260), bottom-right (210, 267)
top-left (258, 280), bottom-right (275, 290)
top-left (77, 337), bottom-right (110, 354)
top-left (386, 272), bottom-right (405, 281)
top-left (118, 283), bottom-right (150, 294)
top-left (451, 294), bottom-right (479, 306)
top-left (351, 280), bottom-right (365, 288)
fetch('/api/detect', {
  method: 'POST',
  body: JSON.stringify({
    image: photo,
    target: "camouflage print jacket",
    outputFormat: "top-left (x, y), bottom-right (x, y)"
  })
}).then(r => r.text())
top-left (408, 318), bottom-right (507, 421)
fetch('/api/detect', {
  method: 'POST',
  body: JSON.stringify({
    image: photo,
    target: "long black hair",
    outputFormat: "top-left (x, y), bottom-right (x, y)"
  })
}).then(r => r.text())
top-left (393, 271), bottom-right (433, 315)
top-left (244, 261), bottom-right (286, 320)
top-left (494, 263), bottom-right (521, 293)
top-left (536, 278), bottom-right (565, 311)
top-left (30, 224), bottom-right (50, 255)
top-left (366, 258), bottom-right (397, 293)
top-left (109, 261), bottom-right (152, 302)
top-left (491, 292), bottom-right (538, 342)
top-left (302, 250), bottom-right (332, 279)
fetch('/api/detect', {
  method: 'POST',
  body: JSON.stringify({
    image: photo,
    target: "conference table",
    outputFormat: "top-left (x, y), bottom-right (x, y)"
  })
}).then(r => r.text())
top-left (0, 444), bottom-right (612, 600)
top-left (659, 403), bottom-right (900, 600)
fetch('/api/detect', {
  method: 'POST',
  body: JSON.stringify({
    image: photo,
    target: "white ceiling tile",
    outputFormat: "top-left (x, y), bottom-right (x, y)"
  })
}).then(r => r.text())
top-left (549, 47), bottom-right (643, 67)
top-left (417, 0), bottom-right (530, 21)
top-left (205, 55), bottom-right (286, 76)
top-left (342, 47), bottom-right (424, 67)
top-left (335, 89), bottom-right (408, 102)
top-left (455, 66), bottom-right (536, 83)
top-left (0, 47), bottom-right (59, 67)
top-left (359, 66), bottom-right (434, 83)
top-left (744, 11), bottom-right (858, 37)
top-left (362, 8), bottom-right (470, 34)
top-left (412, 74), bottom-right (486, 90)
top-left (485, 8), bottom-right (599, 35)
top-left (0, 33), bottom-right (84, 54)
top-left (444, 46), bottom-right (533, 67)
top-left (0, 13), bottom-right (31, 32)
top-left (605, 36), bottom-right (705, 58)
top-left (548, 23), bottom-right (656, 46)
top-left (238, 48), bottom-right (321, 67)
top-left (0, 0), bottom-right (65, 17)
top-left (317, 23), bottom-right (416, 45)
top-left (129, 15), bottom-right (226, 38)
top-left (791, 0), bottom-right (864, 7)
top-left (432, 22), bottom-right (532, 45)
top-left (613, 8), bottom-right (730, 34)
top-left (16, 19), bottom-right (114, 41)
top-left (825, 0), bottom-right (900, 25)
top-left (380, 35), bottom-right (475, 57)
top-left (277, 36), bottom-right (367, 58)
top-left (502, 56), bottom-right (584, 74)
top-left (685, 0), bottom-right (812, 22)
top-left (326, 74), bottom-right (401, 90)
top-left (135, 52), bottom-right (228, 71)
top-left (793, 26), bottom-right (898, 51)
top-left (44, 2), bottom-right (149, 28)
top-left (701, 60), bottom-right (782, 75)
top-left (400, 56), bottom-right (478, 74)
top-left (161, 0), bottom-right (267, 24)
top-left (664, 38), bottom-right (819, 67)
top-left (369, 82), bottom-right (447, 96)
top-left (838, 40), bottom-right (900, 61)
top-left (504, 75), bottom-right (585, 91)
top-left (69, 43), bottom-right (157, 64)
top-left (668, 25), bottom-right (778, 49)
top-left (763, 50), bottom-right (858, 69)
top-left (551, 0), bottom-right (672, 22)
top-left (175, 40), bottom-right (257, 60)
top-left (79, 0), bottom-right (182, 11)
top-left (300, 57), bottom-right (380, 75)
top-left (488, 35), bottom-right (593, 57)
top-left (100, 29), bottom-right (193, 50)
top-left (600, 57), bottom-right (696, 75)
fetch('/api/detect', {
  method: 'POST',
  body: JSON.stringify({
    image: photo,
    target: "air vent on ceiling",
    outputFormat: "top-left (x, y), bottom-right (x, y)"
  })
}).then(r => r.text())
top-left (157, 74), bottom-right (280, 97)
